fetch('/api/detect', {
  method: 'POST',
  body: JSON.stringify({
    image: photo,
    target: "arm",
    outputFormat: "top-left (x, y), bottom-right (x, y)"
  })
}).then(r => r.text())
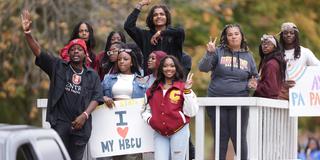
top-left (124, 0), bottom-right (150, 48)
top-left (198, 37), bottom-right (218, 72)
top-left (141, 94), bottom-right (152, 124)
top-left (304, 48), bottom-right (320, 66)
top-left (21, 9), bottom-right (41, 57)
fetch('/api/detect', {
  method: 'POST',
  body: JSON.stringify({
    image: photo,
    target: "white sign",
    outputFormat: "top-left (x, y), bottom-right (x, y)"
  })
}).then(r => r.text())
top-left (88, 98), bottom-right (154, 158)
top-left (289, 66), bottom-right (320, 116)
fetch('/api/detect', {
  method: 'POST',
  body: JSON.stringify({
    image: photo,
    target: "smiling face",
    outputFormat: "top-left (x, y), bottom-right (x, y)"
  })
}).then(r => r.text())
top-left (78, 23), bottom-right (89, 42)
top-left (152, 8), bottom-right (167, 28)
top-left (282, 28), bottom-right (296, 45)
top-left (68, 44), bottom-right (86, 64)
top-left (226, 27), bottom-right (242, 50)
top-left (162, 58), bottom-right (176, 80)
top-left (117, 52), bottom-right (132, 74)
top-left (147, 53), bottom-right (157, 71)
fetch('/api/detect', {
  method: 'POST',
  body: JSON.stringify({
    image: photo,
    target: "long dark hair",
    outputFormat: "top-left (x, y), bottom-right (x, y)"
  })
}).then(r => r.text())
top-left (116, 44), bottom-right (141, 76)
top-left (219, 24), bottom-right (249, 51)
top-left (258, 36), bottom-right (286, 82)
top-left (146, 5), bottom-right (171, 30)
top-left (279, 30), bottom-right (301, 59)
top-left (104, 31), bottom-right (126, 52)
top-left (69, 21), bottom-right (96, 67)
top-left (148, 55), bottom-right (184, 101)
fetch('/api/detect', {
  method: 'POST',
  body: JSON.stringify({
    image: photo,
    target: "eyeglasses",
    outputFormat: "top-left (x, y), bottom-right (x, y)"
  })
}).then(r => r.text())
top-left (119, 48), bottom-right (132, 53)
top-left (106, 50), bottom-right (118, 56)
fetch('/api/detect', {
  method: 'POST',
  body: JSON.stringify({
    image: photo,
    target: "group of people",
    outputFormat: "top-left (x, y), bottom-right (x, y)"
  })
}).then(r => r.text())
top-left (298, 137), bottom-right (320, 160)
top-left (20, 0), bottom-right (320, 160)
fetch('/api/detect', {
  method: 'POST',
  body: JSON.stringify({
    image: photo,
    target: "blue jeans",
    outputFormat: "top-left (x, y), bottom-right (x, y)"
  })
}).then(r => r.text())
top-left (154, 124), bottom-right (190, 160)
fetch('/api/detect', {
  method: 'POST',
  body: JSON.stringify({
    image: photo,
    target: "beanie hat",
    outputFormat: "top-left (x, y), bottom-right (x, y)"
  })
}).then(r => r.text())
top-left (281, 22), bottom-right (299, 32)
top-left (66, 39), bottom-right (91, 62)
top-left (153, 50), bottom-right (167, 69)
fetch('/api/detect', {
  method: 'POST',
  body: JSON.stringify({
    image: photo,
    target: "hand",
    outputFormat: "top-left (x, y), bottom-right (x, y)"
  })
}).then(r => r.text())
top-left (206, 36), bottom-right (217, 54)
top-left (139, 0), bottom-right (151, 6)
top-left (248, 76), bottom-right (258, 90)
top-left (185, 73), bottom-right (194, 89)
top-left (71, 113), bottom-right (86, 130)
top-left (150, 31), bottom-right (161, 45)
top-left (283, 80), bottom-right (296, 89)
top-left (21, 9), bottom-right (32, 32)
top-left (103, 96), bottom-right (115, 108)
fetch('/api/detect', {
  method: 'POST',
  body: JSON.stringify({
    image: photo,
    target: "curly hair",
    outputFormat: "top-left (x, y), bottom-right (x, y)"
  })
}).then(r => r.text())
top-left (146, 4), bottom-right (171, 30)
top-left (218, 24), bottom-right (249, 51)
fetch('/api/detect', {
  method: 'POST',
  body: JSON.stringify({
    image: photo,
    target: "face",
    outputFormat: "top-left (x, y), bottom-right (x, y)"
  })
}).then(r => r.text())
top-left (282, 28), bottom-right (296, 45)
top-left (261, 40), bottom-right (276, 54)
top-left (308, 139), bottom-right (318, 150)
top-left (162, 58), bottom-right (176, 79)
top-left (68, 44), bottom-right (86, 64)
top-left (111, 33), bottom-right (122, 44)
top-left (78, 23), bottom-right (89, 41)
top-left (152, 8), bottom-right (167, 27)
top-left (226, 27), bottom-right (242, 50)
top-left (108, 44), bottom-right (119, 62)
top-left (117, 52), bottom-right (132, 74)
top-left (147, 53), bottom-right (157, 70)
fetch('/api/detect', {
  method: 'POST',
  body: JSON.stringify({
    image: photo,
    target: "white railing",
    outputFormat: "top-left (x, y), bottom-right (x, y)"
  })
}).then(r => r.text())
top-left (37, 97), bottom-right (298, 160)
top-left (196, 97), bottom-right (297, 160)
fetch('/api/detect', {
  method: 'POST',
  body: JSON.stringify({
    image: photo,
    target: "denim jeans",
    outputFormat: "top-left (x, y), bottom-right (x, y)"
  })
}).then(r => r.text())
top-left (154, 124), bottom-right (190, 160)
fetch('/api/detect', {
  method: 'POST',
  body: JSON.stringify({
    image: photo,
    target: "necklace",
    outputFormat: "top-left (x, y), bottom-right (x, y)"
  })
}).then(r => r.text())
top-left (70, 65), bottom-right (83, 85)
top-left (70, 65), bottom-right (84, 75)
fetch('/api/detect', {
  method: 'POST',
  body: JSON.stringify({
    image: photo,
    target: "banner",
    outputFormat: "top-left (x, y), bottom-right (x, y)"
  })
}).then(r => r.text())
top-left (289, 66), bottom-right (320, 116)
top-left (88, 98), bottom-right (154, 158)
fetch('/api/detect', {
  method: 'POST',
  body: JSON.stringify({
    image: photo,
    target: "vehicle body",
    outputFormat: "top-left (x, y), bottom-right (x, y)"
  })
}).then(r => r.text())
top-left (0, 123), bottom-right (70, 160)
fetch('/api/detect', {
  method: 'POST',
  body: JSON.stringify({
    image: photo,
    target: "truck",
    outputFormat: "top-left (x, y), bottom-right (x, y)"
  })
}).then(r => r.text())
top-left (0, 123), bottom-right (71, 160)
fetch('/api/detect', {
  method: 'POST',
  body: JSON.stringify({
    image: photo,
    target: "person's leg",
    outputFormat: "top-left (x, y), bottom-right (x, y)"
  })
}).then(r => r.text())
top-left (170, 124), bottom-right (190, 160)
top-left (219, 108), bottom-right (230, 159)
top-left (68, 135), bottom-right (88, 160)
top-left (52, 120), bottom-right (71, 152)
top-left (154, 131), bottom-right (170, 160)
top-left (206, 106), bottom-right (216, 158)
top-left (229, 107), bottom-right (249, 160)
top-left (189, 135), bottom-right (195, 160)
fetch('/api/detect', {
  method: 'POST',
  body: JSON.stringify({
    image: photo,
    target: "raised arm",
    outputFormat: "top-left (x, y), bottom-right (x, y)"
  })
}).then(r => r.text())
top-left (21, 9), bottom-right (41, 57)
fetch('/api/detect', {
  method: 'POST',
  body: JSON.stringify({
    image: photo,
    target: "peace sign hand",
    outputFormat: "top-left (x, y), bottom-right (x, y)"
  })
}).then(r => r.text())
top-left (206, 36), bottom-right (217, 54)
top-left (21, 9), bottom-right (32, 32)
top-left (185, 73), bottom-right (194, 89)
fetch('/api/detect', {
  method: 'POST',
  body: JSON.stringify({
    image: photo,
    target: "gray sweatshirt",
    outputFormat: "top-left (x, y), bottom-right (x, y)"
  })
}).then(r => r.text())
top-left (198, 47), bottom-right (258, 97)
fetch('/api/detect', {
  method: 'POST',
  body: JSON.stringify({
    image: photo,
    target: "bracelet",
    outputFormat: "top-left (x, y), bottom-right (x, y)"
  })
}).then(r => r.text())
top-left (83, 111), bottom-right (89, 120)
top-left (183, 89), bottom-right (191, 94)
top-left (24, 30), bottom-right (31, 34)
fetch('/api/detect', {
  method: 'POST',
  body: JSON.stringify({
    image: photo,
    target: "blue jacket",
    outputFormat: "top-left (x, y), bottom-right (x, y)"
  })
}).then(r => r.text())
top-left (101, 74), bottom-right (147, 98)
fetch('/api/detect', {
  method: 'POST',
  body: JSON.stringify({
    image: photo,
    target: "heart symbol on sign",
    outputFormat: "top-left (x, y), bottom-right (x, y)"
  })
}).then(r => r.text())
top-left (117, 127), bottom-right (128, 139)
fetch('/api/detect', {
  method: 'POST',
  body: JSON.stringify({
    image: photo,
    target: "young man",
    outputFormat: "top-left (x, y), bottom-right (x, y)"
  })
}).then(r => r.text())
top-left (21, 10), bottom-right (103, 160)
top-left (124, 0), bottom-right (185, 72)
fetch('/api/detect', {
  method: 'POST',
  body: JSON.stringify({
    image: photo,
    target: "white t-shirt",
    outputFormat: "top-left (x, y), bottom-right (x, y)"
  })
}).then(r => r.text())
top-left (112, 74), bottom-right (134, 99)
top-left (285, 46), bottom-right (320, 80)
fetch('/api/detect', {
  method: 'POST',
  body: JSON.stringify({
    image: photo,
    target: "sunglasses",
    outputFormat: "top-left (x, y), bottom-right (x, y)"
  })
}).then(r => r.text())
top-left (106, 50), bottom-right (118, 56)
top-left (119, 48), bottom-right (132, 53)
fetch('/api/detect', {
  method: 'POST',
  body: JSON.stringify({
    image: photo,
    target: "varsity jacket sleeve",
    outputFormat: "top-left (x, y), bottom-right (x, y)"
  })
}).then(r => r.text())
top-left (124, 8), bottom-right (144, 48)
top-left (182, 90), bottom-right (199, 117)
top-left (141, 94), bottom-right (152, 124)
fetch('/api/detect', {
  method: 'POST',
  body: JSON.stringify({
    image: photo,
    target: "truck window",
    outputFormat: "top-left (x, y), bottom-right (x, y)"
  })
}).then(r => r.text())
top-left (16, 143), bottom-right (38, 160)
top-left (36, 139), bottom-right (65, 160)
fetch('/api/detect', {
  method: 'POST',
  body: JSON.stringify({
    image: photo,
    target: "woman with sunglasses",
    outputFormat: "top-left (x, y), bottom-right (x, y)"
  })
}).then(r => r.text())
top-left (101, 44), bottom-right (147, 160)
top-left (253, 34), bottom-right (286, 98)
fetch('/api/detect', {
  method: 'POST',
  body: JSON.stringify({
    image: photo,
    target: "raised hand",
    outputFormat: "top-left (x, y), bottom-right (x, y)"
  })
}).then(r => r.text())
top-left (139, 0), bottom-right (151, 6)
top-left (185, 73), bottom-right (194, 89)
top-left (206, 36), bottom-right (217, 54)
top-left (150, 31), bottom-right (161, 45)
top-left (21, 9), bottom-right (32, 32)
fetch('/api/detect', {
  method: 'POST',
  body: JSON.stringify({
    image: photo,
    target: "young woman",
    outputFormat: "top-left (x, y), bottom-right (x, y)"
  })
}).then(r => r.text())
top-left (60, 22), bottom-right (97, 69)
top-left (144, 50), bottom-right (167, 87)
top-left (124, 0), bottom-right (185, 72)
top-left (101, 44), bottom-right (146, 160)
top-left (198, 24), bottom-right (258, 159)
top-left (141, 55), bottom-right (198, 160)
top-left (254, 34), bottom-right (286, 98)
